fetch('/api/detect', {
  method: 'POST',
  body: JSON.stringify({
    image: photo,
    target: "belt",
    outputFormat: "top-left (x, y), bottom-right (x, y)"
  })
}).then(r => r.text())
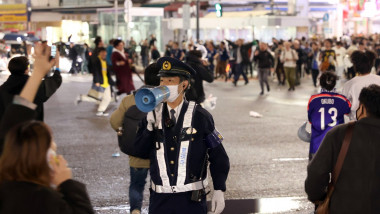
top-left (151, 179), bottom-right (208, 193)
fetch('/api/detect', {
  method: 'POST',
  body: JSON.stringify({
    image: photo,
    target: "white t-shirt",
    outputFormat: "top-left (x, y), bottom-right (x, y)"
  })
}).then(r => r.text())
top-left (342, 73), bottom-right (380, 120)
top-left (280, 49), bottom-right (298, 68)
top-left (333, 47), bottom-right (346, 67)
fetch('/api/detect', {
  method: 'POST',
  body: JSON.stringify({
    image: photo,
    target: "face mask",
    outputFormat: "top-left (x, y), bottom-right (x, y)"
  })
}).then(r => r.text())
top-left (166, 83), bottom-right (184, 102)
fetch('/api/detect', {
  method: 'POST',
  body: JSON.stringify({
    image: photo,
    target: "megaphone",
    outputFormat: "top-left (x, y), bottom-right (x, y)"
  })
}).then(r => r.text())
top-left (135, 86), bottom-right (170, 112)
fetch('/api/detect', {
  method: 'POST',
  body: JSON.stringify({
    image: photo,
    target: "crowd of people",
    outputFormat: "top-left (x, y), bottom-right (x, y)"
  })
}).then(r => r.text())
top-left (1, 31), bottom-right (380, 214)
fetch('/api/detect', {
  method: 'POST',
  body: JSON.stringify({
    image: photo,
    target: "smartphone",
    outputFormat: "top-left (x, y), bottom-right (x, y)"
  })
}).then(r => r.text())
top-left (51, 45), bottom-right (56, 58)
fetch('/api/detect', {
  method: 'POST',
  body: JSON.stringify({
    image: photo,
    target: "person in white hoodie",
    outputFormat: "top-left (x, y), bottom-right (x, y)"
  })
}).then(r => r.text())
top-left (333, 41), bottom-right (346, 87)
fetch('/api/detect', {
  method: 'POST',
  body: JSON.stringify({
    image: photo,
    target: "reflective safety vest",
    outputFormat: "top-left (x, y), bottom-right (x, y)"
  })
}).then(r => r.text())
top-left (151, 101), bottom-right (208, 193)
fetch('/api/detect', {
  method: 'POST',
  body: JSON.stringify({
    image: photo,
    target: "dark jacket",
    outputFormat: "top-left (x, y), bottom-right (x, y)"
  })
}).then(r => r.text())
top-left (305, 117), bottom-right (380, 213)
top-left (0, 180), bottom-right (94, 214)
top-left (227, 40), bottom-right (253, 64)
top-left (0, 103), bottom-right (94, 213)
top-left (185, 52), bottom-right (214, 104)
top-left (0, 71), bottom-right (62, 121)
top-left (92, 57), bottom-right (115, 86)
top-left (254, 50), bottom-right (274, 69)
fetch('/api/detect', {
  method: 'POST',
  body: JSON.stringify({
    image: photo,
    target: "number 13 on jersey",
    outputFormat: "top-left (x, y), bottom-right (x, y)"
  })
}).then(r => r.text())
top-left (318, 107), bottom-right (338, 130)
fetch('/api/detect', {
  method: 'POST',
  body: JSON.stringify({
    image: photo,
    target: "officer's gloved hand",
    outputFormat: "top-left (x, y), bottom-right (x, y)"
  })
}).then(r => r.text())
top-left (146, 111), bottom-right (155, 131)
top-left (146, 103), bottom-right (163, 131)
top-left (210, 190), bottom-right (225, 214)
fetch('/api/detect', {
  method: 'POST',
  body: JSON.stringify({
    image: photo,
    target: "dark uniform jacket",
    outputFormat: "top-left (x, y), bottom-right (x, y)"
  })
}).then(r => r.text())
top-left (185, 53), bottom-right (214, 104)
top-left (134, 101), bottom-right (230, 191)
top-left (0, 70), bottom-right (62, 121)
top-left (305, 117), bottom-right (380, 213)
top-left (253, 50), bottom-right (274, 69)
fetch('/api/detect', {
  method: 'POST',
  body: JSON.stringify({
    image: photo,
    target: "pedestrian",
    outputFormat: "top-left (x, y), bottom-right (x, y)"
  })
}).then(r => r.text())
top-left (0, 43), bottom-right (94, 213)
top-left (310, 42), bottom-right (321, 87)
top-left (82, 43), bottom-right (91, 73)
top-left (334, 41), bottom-right (347, 85)
top-left (274, 41), bottom-right (285, 85)
top-left (106, 39), bottom-right (115, 73)
top-left (68, 42), bottom-right (78, 74)
top-left (293, 40), bottom-right (305, 85)
top-left (133, 57), bottom-right (230, 214)
top-left (111, 39), bottom-right (135, 95)
top-left (185, 50), bottom-right (214, 104)
top-left (88, 36), bottom-right (104, 74)
top-left (77, 47), bottom-right (115, 116)
top-left (0, 55), bottom-right (62, 121)
top-left (206, 41), bottom-right (217, 75)
top-left (281, 41), bottom-right (298, 91)
top-left (342, 50), bottom-right (380, 120)
top-left (214, 41), bottom-right (229, 81)
top-left (110, 63), bottom-right (160, 214)
top-left (307, 72), bottom-right (351, 160)
top-left (149, 34), bottom-right (157, 48)
top-left (346, 40), bottom-right (358, 79)
top-left (140, 39), bottom-right (150, 68)
top-left (305, 84), bottom-right (380, 213)
top-left (170, 42), bottom-right (185, 61)
top-left (151, 44), bottom-right (161, 62)
top-left (228, 39), bottom-right (251, 86)
top-left (254, 42), bottom-right (274, 95)
top-left (319, 39), bottom-right (336, 73)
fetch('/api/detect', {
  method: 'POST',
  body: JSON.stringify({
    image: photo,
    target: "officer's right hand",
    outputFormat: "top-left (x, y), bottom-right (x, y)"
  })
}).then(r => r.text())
top-left (146, 111), bottom-right (155, 131)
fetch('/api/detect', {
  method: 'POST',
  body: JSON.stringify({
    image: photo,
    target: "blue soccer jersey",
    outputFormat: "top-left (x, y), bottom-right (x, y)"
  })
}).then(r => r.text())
top-left (307, 91), bottom-right (351, 154)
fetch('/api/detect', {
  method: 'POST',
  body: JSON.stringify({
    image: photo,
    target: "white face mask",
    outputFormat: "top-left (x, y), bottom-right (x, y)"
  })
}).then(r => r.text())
top-left (166, 83), bottom-right (184, 102)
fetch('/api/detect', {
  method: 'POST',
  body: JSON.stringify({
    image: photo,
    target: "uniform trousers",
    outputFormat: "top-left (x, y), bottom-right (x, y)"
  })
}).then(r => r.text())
top-left (149, 190), bottom-right (207, 214)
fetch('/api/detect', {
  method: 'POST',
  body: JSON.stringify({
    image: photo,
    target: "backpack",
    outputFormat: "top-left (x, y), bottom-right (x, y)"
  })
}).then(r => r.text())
top-left (117, 105), bottom-right (147, 156)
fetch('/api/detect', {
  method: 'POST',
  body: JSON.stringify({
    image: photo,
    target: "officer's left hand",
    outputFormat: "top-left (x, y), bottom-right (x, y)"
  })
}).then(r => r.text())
top-left (211, 190), bottom-right (225, 214)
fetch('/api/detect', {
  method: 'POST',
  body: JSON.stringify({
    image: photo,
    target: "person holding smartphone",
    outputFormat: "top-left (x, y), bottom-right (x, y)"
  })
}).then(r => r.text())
top-left (0, 48), bottom-right (62, 121)
top-left (0, 43), bottom-right (94, 213)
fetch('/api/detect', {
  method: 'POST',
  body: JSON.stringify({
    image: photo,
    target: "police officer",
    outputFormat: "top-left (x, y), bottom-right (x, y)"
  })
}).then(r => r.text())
top-left (134, 57), bottom-right (230, 214)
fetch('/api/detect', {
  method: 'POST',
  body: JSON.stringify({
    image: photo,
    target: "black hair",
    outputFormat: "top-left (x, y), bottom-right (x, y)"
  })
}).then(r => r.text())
top-left (352, 40), bottom-right (357, 45)
top-left (94, 36), bottom-right (102, 46)
top-left (113, 39), bottom-right (123, 48)
top-left (144, 63), bottom-right (160, 86)
top-left (97, 47), bottom-right (106, 53)
top-left (278, 41), bottom-right (283, 45)
top-left (336, 41), bottom-right (343, 46)
top-left (109, 39), bottom-right (115, 44)
top-left (8, 56), bottom-right (29, 75)
top-left (359, 41), bottom-right (364, 46)
top-left (188, 50), bottom-right (202, 58)
top-left (351, 50), bottom-right (377, 74)
top-left (359, 84), bottom-right (380, 118)
top-left (325, 39), bottom-right (333, 45)
top-left (320, 72), bottom-right (337, 91)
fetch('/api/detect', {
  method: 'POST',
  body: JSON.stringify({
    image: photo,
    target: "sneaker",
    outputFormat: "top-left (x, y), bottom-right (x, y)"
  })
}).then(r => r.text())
top-left (96, 111), bottom-right (109, 117)
top-left (267, 85), bottom-right (270, 92)
top-left (245, 81), bottom-right (249, 85)
top-left (75, 95), bottom-right (82, 105)
top-left (131, 210), bottom-right (141, 214)
top-left (260, 91), bottom-right (264, 96)
top-left (233, 81), bottom-right (237, 87)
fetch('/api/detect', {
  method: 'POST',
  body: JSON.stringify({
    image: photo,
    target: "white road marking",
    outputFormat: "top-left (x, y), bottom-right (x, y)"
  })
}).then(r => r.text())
top-left (272, 158), bottom-right (309, 162)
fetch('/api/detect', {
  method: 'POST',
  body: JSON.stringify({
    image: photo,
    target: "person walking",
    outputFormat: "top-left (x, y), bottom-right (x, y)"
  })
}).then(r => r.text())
top-left (111, 39), bottom-right (135, 95)
top-left (77, 47), bottom-right (115, 116)
top-left (228, 39), bottom-right (251, 86)
top-left (133, 57), bottom-right (230, 214)
top-left (254, 42), bottom-right (274, 95)
top-left (68, 43), bottom-right (78, 74)
top-left (334, 41), bottom-right (347, 87)
top-left (293, 40), bottom-right (305, 85)
top-left (185, 50), bottom-right (214, 104)
top-left (319, 39), bottom-right (336, 73)
top-left (214, 41), bottom-right (229, 81)
top-left (170, 42), bottom-right (185, 61)
top-left (140, 39), bottom-right (150, 68)
top-left (305, 84), bottom-right (380, 213)
top-left (110, 63), bottom-right (160, 214)
top-left (274, 41), bottom-right (285, 85)
top-left (281, 42), bottom-right (298, 91)
top-left (310, 42), bottom-right (321, 87)
top-left (307, 72), bottom-right (351, 160)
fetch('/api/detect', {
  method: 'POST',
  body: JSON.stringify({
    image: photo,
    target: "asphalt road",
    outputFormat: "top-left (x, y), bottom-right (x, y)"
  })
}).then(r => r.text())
top-left (1, 71), bottom-right (319, 214)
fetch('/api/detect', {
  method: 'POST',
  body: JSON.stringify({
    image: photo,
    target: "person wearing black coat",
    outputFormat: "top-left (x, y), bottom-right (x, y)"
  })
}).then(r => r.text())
top-left (227, 39), bottom-right (253, 86)
top-left (0, 56), bottom-right (62, 122)
top-left (0, 43), bottom-right (94, 214)
top-left (185, 50), bottom-right (214, 104)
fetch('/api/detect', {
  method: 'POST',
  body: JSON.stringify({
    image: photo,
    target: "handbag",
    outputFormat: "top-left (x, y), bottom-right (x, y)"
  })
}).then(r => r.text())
top-left (315, 122), bottom-right (355, 214)
top-left (88, 83), bottom-right (105, 101)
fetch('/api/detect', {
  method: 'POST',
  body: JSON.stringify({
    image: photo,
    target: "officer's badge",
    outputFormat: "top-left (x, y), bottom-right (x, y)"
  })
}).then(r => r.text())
top-left (186, 128), bottom-right (197, 134)
top-left (162, 61), bottom-right (171, 70)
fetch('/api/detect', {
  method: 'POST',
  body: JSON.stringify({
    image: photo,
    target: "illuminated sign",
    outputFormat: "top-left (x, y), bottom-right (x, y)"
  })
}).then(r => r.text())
top-left (0, 4), bottom-right (27, 23)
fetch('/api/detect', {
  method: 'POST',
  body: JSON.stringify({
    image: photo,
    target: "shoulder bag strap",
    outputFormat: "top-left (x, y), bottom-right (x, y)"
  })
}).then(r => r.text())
top-left (332, 122), bottom-right (355, 185)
